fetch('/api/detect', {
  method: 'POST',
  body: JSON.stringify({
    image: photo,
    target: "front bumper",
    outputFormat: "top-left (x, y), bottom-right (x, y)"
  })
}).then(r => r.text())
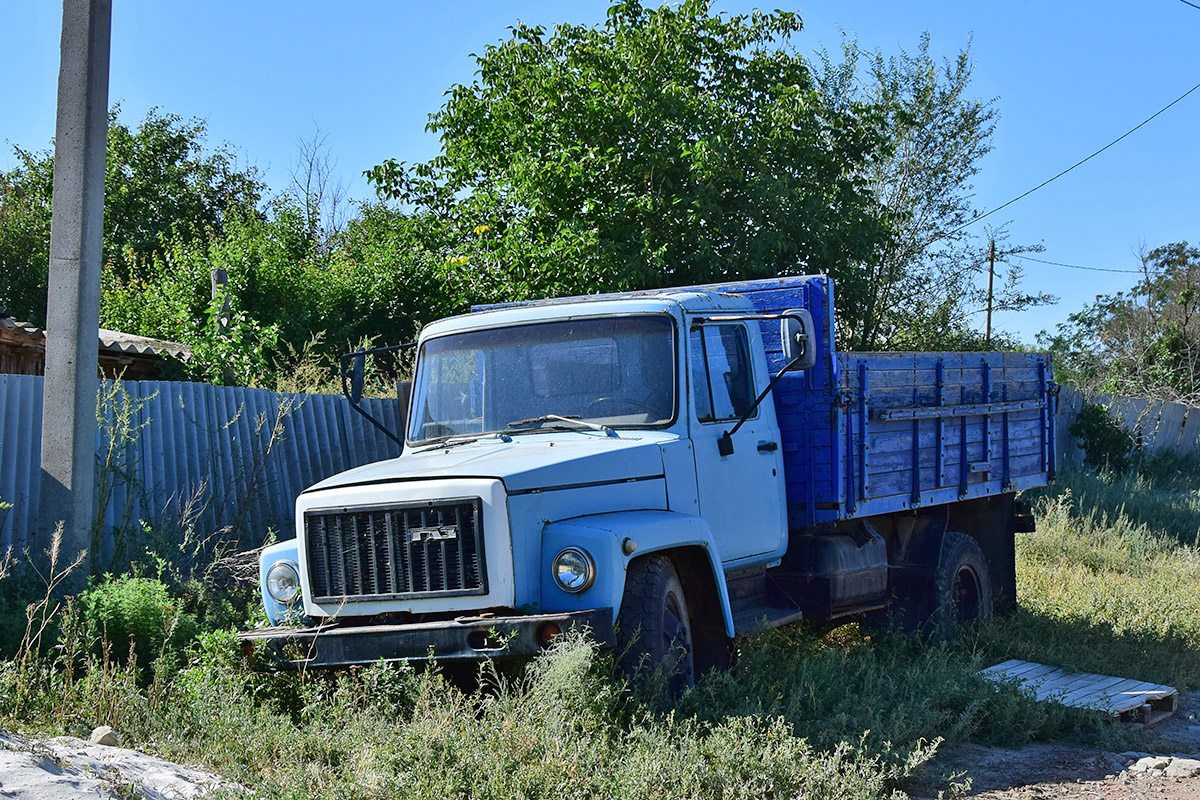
top-left (237, 608), bottom-right (615, 668)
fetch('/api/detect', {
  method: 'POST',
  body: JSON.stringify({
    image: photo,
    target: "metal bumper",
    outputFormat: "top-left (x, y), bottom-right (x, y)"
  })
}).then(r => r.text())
top-left (237, 608), bottom-right (615, 668)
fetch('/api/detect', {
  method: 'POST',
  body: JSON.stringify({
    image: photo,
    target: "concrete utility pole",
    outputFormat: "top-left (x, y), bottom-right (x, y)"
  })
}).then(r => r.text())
top-left (38, 0), bottom-right (112, 581)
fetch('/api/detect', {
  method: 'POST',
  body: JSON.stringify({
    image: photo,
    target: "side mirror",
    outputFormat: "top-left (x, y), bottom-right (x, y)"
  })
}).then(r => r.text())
top-left (781, 309), bottom-right (816, 371)
top-left (349, 349), bottom-right (366, 404)
top-left (396, 380), bottom-right (413, 439)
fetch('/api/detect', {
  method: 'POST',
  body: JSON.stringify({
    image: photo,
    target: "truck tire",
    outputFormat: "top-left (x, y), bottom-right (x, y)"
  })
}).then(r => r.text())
top-left (617, 555), bottom-right (695, 693)
top-left (932, 531), bottom-right (993, 637)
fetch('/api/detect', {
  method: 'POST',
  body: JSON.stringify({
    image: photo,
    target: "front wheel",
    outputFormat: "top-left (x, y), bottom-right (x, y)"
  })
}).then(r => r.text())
top-left (931, 531), bottom-right (993, 638)
top-left (616, 555), bottom-right (695, 694)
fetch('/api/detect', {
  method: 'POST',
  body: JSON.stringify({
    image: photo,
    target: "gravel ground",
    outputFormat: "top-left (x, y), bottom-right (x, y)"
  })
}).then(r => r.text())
top-left (909, 693), bottom-right (1200, 799)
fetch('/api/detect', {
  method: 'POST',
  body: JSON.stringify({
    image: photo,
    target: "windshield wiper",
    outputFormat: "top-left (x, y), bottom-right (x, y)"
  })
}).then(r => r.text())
top-left (507, 414), bottom-right (618, 438)
top-left (413, 431), bottom-right (513, 452)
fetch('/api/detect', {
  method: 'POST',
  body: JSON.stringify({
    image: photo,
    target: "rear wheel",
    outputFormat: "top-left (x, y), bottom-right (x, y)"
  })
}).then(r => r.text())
top-left (932, 531), bottom-right (993, 637)
top-left (616, 555), bottom-right (695, 694)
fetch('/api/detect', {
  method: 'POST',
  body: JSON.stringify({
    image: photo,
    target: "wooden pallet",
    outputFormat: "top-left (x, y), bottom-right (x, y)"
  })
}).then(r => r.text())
top-left (980, 659), bottom-right (1179, 726)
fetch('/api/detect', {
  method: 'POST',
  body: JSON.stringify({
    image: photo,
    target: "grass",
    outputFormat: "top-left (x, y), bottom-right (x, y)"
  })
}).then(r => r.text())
top-left (0, 461), bottom-right (1198, 798)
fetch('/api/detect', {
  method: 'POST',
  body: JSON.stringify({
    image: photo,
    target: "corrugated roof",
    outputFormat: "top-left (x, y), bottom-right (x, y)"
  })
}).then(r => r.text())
top-left (0, 316), bottom-right (189, 361)
top-left (98, 329), bottom-right (191, 360)
top-left (0, 316), bottom-right (45, 341)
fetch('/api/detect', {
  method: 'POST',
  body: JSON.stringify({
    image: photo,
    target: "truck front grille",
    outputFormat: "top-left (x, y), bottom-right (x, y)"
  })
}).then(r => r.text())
top-left (304, 498), bottom-right (487, 603)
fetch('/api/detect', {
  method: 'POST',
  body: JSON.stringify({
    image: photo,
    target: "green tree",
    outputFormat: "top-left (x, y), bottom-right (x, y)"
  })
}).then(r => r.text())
top-left (0, 107), bottom-right (263, 325)
top-left (814, 35), bottom-right (1051, 350)
top-left (366, 0), bottom-right (893, 307)
top-left (1041, 242), bottom-right (1200, 405)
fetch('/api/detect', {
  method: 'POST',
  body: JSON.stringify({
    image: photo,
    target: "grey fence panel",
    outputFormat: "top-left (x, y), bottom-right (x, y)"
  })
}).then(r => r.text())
top-left (0, 375), bottom-right (43, 549)
top-left (1055, 385), bottom-right (1085, 468)
top-left (1154, 402), bottom-right (1187, 450)
top-left (1180, 408), bottom-right (1200, 451)
top-left (0, 375), bottom-right (401, 555)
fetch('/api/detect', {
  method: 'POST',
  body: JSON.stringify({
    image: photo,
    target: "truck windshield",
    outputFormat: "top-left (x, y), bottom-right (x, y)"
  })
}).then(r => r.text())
top-left (408, 315), bottom-right (676, 444)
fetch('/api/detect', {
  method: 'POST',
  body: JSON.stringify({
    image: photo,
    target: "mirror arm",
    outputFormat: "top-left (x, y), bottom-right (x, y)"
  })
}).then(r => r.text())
top-left (339, 342), bottom-right (417, 449)
top-left (723, 354), bottom-right (802, 443)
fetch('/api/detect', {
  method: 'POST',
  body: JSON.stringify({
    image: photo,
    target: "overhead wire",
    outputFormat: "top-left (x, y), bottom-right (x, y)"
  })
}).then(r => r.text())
top-left (940, 78), bottom-right (1200, 239)
top-left (1005, 255), bottom-right (1144, 274)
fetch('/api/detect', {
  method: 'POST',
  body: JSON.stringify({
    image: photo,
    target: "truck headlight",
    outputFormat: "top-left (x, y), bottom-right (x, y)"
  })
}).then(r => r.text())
top-left (266, 561), bottom-right (301, 604)
top-left (552, 547), bottom-right (595, 593)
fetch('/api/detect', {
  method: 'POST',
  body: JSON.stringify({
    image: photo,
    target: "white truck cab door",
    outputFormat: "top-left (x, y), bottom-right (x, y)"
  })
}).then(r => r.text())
top-left (688, 321), bottom-right (787, 564)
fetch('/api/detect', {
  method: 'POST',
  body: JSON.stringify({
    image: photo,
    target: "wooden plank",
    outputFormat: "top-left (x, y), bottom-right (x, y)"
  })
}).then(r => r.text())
top-left (1088, 682), bottom-right (1177, 714)
top-left (979, 659), bottom-right (1026, 675)
top-left (1031, 671), bottom-right (1102, 699)
top-left (1066, 678), bottom-right (1145, 709)
top-left (1024, 670), bottom-right (1072, 699)
top-left (1055, 674), bottom-right (1130, 705)
top-left (995, 660), bottom-right (1060, 681)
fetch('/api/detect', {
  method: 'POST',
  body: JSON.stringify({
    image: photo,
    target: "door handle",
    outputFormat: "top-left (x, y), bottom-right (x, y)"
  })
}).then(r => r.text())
top-left (757, 441), bottom-right (778, 453)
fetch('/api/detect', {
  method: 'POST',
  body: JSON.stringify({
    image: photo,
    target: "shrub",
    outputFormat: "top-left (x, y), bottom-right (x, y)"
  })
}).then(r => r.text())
top-left (1069, 402), bottom-right (1135, 473)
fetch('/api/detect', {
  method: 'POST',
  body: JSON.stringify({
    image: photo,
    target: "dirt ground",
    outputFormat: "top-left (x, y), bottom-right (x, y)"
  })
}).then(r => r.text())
top-left (908, 694), bottom-right (1200, 799)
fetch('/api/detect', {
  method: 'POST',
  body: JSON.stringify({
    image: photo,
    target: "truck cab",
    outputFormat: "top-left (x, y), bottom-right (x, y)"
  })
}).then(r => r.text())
top-left (241, 277), bottom-right (1053, 680)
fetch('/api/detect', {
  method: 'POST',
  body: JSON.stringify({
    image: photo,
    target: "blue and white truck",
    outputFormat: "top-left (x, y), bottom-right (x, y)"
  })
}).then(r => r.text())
top-left (240, 276), bottom-right (1055, 681)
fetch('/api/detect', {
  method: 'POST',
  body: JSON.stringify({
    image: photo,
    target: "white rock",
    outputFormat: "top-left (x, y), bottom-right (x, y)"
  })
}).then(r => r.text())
top-left (1166, 758), bottom-right (1200, 778)
top-left (88, 726), bottom-right (118, 747)
top-left (1131, 756), bottom-right (1171, 772)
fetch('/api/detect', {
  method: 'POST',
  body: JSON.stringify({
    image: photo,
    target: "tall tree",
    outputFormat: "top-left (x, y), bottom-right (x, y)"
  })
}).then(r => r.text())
top-left (366, 0), bottom-right (893, 308)
top-left (814, 35), bottom-right (1050, 350)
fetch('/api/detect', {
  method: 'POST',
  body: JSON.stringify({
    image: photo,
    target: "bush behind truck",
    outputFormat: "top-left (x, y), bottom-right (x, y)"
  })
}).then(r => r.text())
top-left (239, 276), bottom-right (1054, 682)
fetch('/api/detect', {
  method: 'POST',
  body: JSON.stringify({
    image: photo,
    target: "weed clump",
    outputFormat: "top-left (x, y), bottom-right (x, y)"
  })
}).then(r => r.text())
top-left (80, 575), bottom-right (199, 675)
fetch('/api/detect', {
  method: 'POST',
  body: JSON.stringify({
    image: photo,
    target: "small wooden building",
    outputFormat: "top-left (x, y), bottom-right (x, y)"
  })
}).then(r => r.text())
top-left (0, 314), bottom-right (190, 379)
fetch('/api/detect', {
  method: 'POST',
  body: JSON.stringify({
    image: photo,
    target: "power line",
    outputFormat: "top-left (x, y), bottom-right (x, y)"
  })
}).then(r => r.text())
top-left (1180, 0), bottom-right (1200, 10)
top-left (1006, 255), bottom-right (1143, 274)
top-left (944, 78), bottom-right (1200, 238)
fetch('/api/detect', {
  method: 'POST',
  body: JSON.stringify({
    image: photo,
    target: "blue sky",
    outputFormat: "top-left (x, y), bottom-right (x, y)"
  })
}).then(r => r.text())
top-left (3, 1), bottom-right (1198, 344)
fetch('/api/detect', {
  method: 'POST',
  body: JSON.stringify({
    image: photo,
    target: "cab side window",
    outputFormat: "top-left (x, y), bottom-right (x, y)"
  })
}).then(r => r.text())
top-left (690, 325), bottom-right (754, 423)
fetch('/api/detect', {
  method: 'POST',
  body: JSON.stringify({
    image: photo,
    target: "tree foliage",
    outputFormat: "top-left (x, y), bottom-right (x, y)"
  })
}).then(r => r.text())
top-left (365, 2), bottom-right (1047, 350)
top-left (366, 0), bottom-right (893, 307)
top-left (1068, 402), bottom-right (1135, 473)
top-left (1042, 242), bottom-right (1200, 406)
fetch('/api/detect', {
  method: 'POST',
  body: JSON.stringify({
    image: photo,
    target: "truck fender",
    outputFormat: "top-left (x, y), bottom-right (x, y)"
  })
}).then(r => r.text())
top-left (540, 510), bottom-right (736, 638)
top-left (259, 539), bottom-right (300, 625)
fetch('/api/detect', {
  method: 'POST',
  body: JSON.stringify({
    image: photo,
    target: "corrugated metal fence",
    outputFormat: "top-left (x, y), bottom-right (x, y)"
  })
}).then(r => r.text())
top-left (0, 375), bottom-right (401, 560)
top-left (1056, 385), bottom-right (1200, 467)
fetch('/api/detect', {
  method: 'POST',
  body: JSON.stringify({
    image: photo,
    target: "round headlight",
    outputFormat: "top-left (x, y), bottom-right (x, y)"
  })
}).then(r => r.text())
top-left (552, 547), bottom-right (595, 593)
top-left (266, 561), bottom-right (301, 604)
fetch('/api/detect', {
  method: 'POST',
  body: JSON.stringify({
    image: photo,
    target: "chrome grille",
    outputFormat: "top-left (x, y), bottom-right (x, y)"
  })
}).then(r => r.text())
top-left (305, 498), bottom-right (487, 602)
